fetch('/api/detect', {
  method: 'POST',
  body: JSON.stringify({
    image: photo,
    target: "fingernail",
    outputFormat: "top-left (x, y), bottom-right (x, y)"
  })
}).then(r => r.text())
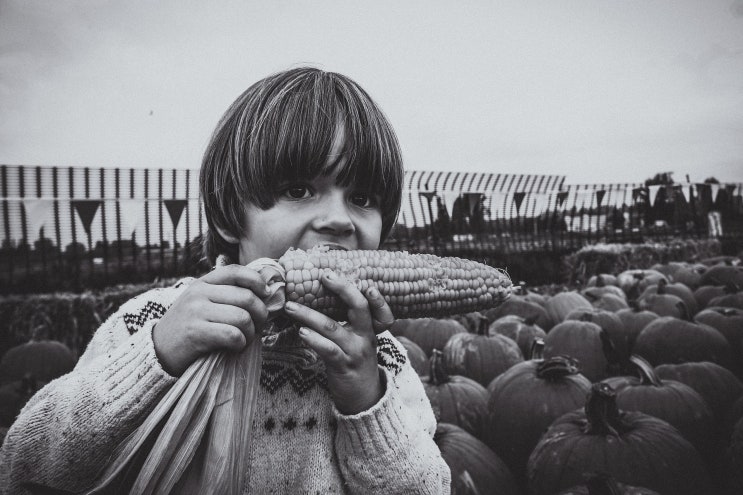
top-left (324, 271), bottom-right (336, 280)
top-left (298, 327), bottom-right (310, 336)
top-left (285, 301), bottom-right (298, 311)
top-left (367, 287), bottom-right (379, 297)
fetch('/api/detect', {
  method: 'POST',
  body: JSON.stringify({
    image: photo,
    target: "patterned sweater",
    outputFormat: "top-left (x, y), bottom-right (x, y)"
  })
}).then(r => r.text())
top-left (0, 279), bottom-right (450, 494)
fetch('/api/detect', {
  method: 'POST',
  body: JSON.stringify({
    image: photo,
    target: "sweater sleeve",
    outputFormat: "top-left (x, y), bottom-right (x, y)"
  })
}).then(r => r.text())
top-left (0, 285), bottom-right (186, 495)
top-left (334, 332), bottom-right (451, 494)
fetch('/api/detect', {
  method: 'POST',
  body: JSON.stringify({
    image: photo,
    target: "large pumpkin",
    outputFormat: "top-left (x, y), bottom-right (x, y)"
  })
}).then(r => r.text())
top-left (639, 280), bottom-right (698, 316)
top-left (637, 289), bottom-right (688, 319)
top-left (0, 339), bottom-right (76, 386)
top-left (602, 355), bottom-right (715, 460)
top-left (421, 350), bottom-right (489, 437)
top-left (485, 353), bottom-right (591, 481)
top-left (481, 298), bottom-right (552, 330)
top-left (654, 361), bottom-right (743, 423)
top-left (390, 318), bottom-right (467, 357)
top-left (434, 422), bottom-right (519, 495)
top-left (694, 307), bottom-right (743, 376)
top-left (615, 305), bottom-right (659, 354)
top-left (633, 317), bottom-right (733, 371)
top-left (526, 383), bottom-right (712, 495)
top-left (651, 261), bottom-right (706, 290)
top-left (543, 320), bottom-right (614, 382)
top-left (582, 275), bottom-right (626, 300)
top-left (616, 269), bottom-right (668, 299)
top-left (586, 273), bottom-right (619, 288)
top-left (565, 309), bottom-right (630, 367)
top-left (442, 331), bottom-right (523, 387)
top-left (700, 264), bottom-right (743, 287)
top-left (544, 292), bottom-right (593, 328)
top-left (487, 315), bottom-right (546, 359)
top-left (693, 284), bottom-right (727, 310)
top-left (708, 284), bottom-right (743, 310)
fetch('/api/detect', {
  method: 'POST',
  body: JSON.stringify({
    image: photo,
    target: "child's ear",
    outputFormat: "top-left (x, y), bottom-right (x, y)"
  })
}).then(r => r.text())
top-left (215, 226), bottom-right (240, 244)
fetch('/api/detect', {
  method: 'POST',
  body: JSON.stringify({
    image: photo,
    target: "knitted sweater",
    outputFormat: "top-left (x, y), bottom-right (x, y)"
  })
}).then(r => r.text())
top-left (0, 278), bottom-right (451, 494)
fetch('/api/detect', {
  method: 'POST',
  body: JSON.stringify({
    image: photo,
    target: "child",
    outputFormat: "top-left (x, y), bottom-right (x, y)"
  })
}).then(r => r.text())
top-left (0, 67), bottom-right (451, 493)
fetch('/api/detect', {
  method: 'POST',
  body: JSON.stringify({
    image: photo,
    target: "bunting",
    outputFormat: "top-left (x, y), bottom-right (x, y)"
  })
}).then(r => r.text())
top-left (441, 191), bottom-right (459, 216)
top-left (556, 191), bottom-right (569, 207)
top-left (648, 185), bottom-right (662, 206)
top-left (710, 184), bottom-right (720, 203)
top-left (680, 184), bottom-right (692, 204)
top-left (21, 199), bottom-right (55, 238)
top-left (163, 199), bottom-right (188, 230)
top-left (595, 190), bottom-right (606, 208)
top-left (513, 192), bottom-right (526, 214)
top-left (71, 200), bottom-right (102, 236)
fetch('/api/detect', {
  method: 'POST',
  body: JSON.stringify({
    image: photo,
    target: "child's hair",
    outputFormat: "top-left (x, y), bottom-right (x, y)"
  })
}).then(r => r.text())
top-left (199, 67), bottom-right (404, 265)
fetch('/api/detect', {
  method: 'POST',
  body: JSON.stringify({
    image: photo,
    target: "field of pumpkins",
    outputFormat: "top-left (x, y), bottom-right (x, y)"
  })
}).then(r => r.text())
top-left (392, 257), bottom-right (743, 494)
top-left (1, 253), bottom-right (743, 494)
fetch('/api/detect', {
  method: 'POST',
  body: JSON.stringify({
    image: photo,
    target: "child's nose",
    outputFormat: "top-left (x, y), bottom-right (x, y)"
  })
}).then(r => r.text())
top-left (313, 194), bottom-right (355, 236)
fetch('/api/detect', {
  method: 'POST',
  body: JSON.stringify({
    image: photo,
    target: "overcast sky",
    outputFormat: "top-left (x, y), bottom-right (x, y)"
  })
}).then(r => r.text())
top-left (1, 0), bottom-right (742, 185)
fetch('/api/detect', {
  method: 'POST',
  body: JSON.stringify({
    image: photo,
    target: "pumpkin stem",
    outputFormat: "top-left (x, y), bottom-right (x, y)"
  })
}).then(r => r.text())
top-left (523, 314), bottom-right (539, 327)
top-left (628, 355), bottom-right (663, 387)
top-left (583, 383), bottom-right (627, 437)
top-left (656, 278), bottom-right (668, 294)
top-left (475, 314), bottom-right (490, 335)
top-left (536, 355), bottom-right (581, 380)
top-left (628, 299), bottom-right (641, 312)
top-left (429, 350), bottom-right (450, 385)
top-left (579, 312), bottom-right (595, 323)
top-left (596, 275), bottom-right (606, 288)
top-left (529, 338), bottom-right (545, 360)
top-left (585, 473), bottom-right (623, 495)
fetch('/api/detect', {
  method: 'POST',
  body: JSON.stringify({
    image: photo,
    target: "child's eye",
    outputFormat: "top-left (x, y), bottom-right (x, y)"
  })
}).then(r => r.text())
top-left (282, 185), bottom-right (312, 200)
top-left (350, 192), bottom-right (377, 208)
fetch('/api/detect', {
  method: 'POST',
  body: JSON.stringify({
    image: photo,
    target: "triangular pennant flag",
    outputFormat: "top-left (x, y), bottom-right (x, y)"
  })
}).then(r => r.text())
top-left (72, 200), bottom-right (102, 236)
top-left (595, 190), bottom-right (606, 208)
top-left (442, 191), bottom-right (458, 216)
top-left (648, 185), bottom-right (661, 206)
top-left (710, 184), bottom-right (720, 203)
top-left (513, 192), bottom-right (526, 214)
top-left (464, 193), bottom-right (482, 217)
top-left (556, 191), bottom-right (569, 207)
top-left (680, 184), bottom-right (692, 204)
top-left (164, 199), bottom-right (188, 230)
top-left (21, 198), bottom-right (55, 239)
top-left (118, 199), bottom-right (147, 236)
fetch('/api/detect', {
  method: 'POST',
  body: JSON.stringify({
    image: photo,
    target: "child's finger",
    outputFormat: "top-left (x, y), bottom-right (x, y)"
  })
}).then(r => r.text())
top-left (319, 272), bottom-right (374, 337)
top-left (296, 327), bottom-right (345, 363)
top-left (204, 285), bottom-right (269, 328)
top-left (201, 264), bottom-right (271, 298)
top-left (203, 303), bottom-right (257, 342)
top-left (203, 321), bottom-right (250, 352)
top-left (363, 286), bottom-right (395, 334)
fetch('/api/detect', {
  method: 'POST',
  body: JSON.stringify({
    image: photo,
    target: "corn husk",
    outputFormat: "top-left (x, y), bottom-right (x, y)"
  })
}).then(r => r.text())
top-left (85, 258), bottom-right (285, 494)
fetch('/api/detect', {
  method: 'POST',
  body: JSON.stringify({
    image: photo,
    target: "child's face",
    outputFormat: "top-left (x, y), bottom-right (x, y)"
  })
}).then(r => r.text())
top-left (233, 139), bottom-right (383, 264)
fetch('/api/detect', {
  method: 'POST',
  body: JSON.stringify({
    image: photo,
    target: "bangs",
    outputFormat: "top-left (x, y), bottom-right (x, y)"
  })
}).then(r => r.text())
top-left (239, 70), bottom-right (402, 211)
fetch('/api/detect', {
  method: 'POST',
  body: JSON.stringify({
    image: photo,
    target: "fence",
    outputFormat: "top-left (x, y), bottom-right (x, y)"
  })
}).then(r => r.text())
top-left (2, 165), bottom-right (742, 293)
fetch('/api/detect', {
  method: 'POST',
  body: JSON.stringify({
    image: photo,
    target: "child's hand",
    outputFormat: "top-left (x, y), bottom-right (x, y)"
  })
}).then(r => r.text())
top-left (152, 265), bottom-right (270, 376)
top-left (284, 271), bottom-right (395, 415)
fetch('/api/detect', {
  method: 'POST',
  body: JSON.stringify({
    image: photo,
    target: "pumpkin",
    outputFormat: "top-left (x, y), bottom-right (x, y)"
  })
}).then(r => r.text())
top-left (639, 280), bottom-right (698, 316)
top-left (586, 273), bottom-right (620, 288)
top-left (602, 355), bottom-right (715, 460)
top-left (708, 284), bottom-right (743, 310)
top-left (637, 290), bottom-right (689, 320)
top-left (421, 350), bottom-right (489, 437)
top-left (394, 336), bottom-right (428, 376)
top-left (615, 305), bottom-right (659, 354)
top-left (694, 307), bottom-right (743, 377)
top-left (390, 317), bottom-right (466, 357)
top-left (543, 319), bottom-right (614, 382)
top-left (699, 255), bottom-right (740, 267)
top-left (582, 275), bottom-right (626, 300)
top-left (616, 269), bottom-right (668, 299)
top-left (565, 309), bottom-right (630, 368)
top-left (700, 264), bottom-right (743, 287)
top-left (447, 312), bottom-right (488, 333)
top-left (487, 315), bottom-right (547, 359)
top-left (442, 329), bottom-right (523, 387)
top-left (544, 292), bottom-right (593, 328)
top-left (654, 361), bottom-right (743, 424)
top-left (651, 262), bottom-right (706, 290)
top-left (586, 292), bottom-right (630, 312)
top-left (481, 298), bottom-right (552, 330)
top-left (693, 284), bottom-right (727, 310)
top-left (0, 339), bottom-right (76, 386)
top-left (556, 473), bottom-right (660, 495)
top-left (633, 317), bottom-right (733, 371)
top-left (526, 383), bottom-right (712, 495)
top-left (434, 422), bottom-right (520, 495)
top-left (485, 352), bottom-right (591, 482)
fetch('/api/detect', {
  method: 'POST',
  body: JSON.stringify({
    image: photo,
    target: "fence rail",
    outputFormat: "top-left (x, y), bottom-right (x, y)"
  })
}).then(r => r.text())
top-left (2, 165), bottom-right (742, 293)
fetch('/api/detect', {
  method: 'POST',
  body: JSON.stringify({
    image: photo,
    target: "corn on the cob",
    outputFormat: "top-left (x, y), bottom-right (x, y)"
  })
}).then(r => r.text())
top-left (276, 247), bottom-right (512, 319)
